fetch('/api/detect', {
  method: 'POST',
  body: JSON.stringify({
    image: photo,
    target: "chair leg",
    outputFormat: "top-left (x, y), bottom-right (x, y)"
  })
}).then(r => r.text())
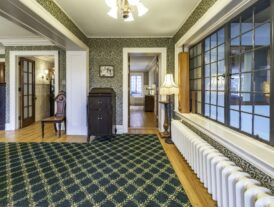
top-left (54, 123), bottom-right (57, 134)
top-left (64, 119), bottom-right (66, 134)
top-left (58, 122), bottom-right (62, 137)
top-left (41, 122), bottom-right (45, 138)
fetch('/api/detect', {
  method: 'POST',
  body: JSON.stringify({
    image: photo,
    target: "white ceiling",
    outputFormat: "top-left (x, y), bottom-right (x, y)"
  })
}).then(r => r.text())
top-left (130, 55), bottom-right (156, 72)
top-left (54, 0), bottom-right (200, 37)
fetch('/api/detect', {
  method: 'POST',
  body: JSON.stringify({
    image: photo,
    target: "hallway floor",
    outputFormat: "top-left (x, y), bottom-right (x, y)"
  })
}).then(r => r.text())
top-left (129, 105), bottom-right (157, 129)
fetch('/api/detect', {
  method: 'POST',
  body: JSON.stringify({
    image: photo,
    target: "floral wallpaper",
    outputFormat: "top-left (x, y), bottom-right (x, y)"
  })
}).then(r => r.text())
top-left (4, 46), bottom-right (66, 123)
top-left (36, 0), bottom-right (88, 45)
top-left (89, 38), bottom-right (174, 125)
top-left (173, 0), bottom-right (218, 43)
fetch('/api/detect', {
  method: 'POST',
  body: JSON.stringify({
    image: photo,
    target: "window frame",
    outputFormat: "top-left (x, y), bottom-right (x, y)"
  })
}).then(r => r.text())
top-left (188, 0), bottom-right (273, 146)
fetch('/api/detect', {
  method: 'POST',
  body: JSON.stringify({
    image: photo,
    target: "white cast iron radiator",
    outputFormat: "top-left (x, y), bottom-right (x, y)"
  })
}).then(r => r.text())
top-left (171, 120), bottom-right (274, 207)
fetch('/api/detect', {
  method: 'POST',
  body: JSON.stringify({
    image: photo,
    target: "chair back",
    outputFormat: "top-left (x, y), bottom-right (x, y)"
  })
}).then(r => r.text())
top-left (55, 91), bottom-right (66, 117)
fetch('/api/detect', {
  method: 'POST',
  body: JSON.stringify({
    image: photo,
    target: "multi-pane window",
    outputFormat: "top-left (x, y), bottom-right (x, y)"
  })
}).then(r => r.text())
top-left (229, 0), bottom-right (271, 141)
top-left (204, 28), bottom-right (225, 123)
top-left (188, 0), bottom-right (272, 144)
top-left (130, 74), bottom-right (143, 97)
top-left (190, 43), bottom-right (202, 114)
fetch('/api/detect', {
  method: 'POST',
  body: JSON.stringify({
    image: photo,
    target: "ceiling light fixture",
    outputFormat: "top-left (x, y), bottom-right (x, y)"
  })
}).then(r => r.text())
top-left (105, 0), bottom-right (148, 22)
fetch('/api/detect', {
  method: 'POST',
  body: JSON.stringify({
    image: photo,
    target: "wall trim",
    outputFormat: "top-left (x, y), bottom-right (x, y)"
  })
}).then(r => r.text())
top-left (116, 125), bottom-right (124, 134)
top-left (123, 48), bottom-right (167, 133)
top-left (0, 37), bottom-right (54, 46)
top-left (7, 50), bottom-right (59, 130)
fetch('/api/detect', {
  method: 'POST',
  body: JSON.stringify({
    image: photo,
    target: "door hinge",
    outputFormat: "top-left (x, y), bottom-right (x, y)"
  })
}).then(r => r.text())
top-left (18, 116), bottom-right (21, 120)
top-left (18, 87), bottom-right (21, 92)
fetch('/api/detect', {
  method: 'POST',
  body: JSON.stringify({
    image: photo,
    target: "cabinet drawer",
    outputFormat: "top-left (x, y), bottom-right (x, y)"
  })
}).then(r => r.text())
top-left (89, 97), bottom-right (111, 109)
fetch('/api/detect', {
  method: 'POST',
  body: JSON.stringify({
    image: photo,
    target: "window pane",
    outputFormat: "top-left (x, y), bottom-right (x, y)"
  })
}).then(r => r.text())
top-left (254, 47), bottom-right (270, 70)
top-left (217, 107), bottom-right (224, 123)
top-left (218, 92), bottom-right (225, 106)
top-left (241, 9), bottom-right (253, 33)
top-left (230, 56), bottom-right (240, 74)
top-left (241, 73), bottom-right (252, 92)
top-left (24, 96), bottom-right (28, 107)
top-left (211, 77), bottom-right (217, 90)
top-left (24, 107), bottom-right (28, 119)
top-left (205, 38), bottom-right (210, 51)
top-left (218, 60), bottom-right (225, 75)
top-left (205, 78), bottom-right (210, 90)
top-left (211, 91), bottom-right (217, 105)
top-left (230, 93), bottom-right (240, 110)
top-left (211, 48), bottom-right (217, 62)
top-left (241, 112), bottom-right (252, 133)
top-left (205, 65), bottom-right (210, 77)
top-left (211, 62), bottom-right (217, 76)
top-left (197, 91), bottom-right (202, 102)
top-left (194, 67), bottom-right (202, 78)
top-left (230, 110), bottom-right (239, 128)
top-left (218, 28), bottom-right (225, 45)
top-left (217, 77), bottom-right (225, 90)
top-left (241, 93), bottom-right (253, 113)
top-left (205, 104), bottom-right (210, 116)
top-left (231, 19), bottom-right (240, 38)
top-left (23, 61), bottom-right (28, 72)
top-left (218, 44), bottom-right (225, 60)
top-left (211, 33), bottom-right (217, 48)
top-left (254, 116), bottom-right (269, 141)
top-left (205, 91), bottom-right (210, 103)
top-left (210, 105), bottom-right (217, 119)
top-left (231, 37), bottom-right (241, 55)
top-left (230, 74), bottom-right (240, 92)
top-left (205, 51), bottom-right (210, 64)
top-left (241, 52), bottom-right (253, 72)
top-left (255, 23), bottom-right (270, 46)
top-left (254, 93), bottom-right (270, 116)
top-left (241, 31), bottom-right (253, 47)
top-left (29, 106), bottom-right (32, 117)
top-left (254, 70), bottom-right (270, 92)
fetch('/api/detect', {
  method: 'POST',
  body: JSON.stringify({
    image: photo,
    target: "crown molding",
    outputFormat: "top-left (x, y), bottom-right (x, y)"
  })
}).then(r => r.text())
top-left (0, 37), bottom-right (54, 46)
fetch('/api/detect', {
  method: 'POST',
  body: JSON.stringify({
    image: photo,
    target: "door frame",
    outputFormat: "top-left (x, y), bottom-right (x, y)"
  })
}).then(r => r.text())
top-left (123, 48), bottom-right (167, 133)
top-left (7, 50), bottom-right (59, 130)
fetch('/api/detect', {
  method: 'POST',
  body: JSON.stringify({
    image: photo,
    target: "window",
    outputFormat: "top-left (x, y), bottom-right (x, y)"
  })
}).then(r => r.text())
top-left (190, 43), bottom-right (203, 114)
top-left (188, 0), bottom-right (272, 145)
top-left (130, 74), bottom-right (143, 97)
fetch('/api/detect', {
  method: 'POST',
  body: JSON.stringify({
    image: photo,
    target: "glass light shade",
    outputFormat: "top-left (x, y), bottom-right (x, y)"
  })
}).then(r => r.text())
top-left (160, 74), bottom-right (179, 95)
top-left (44, 69), bottom-right (49, 75)
top-left (124, 12), bottom-right (134, 22)
top-left (107, 7), bottom-right (118, 19)
top-left (136, 2), bottom-right (148, 16)
top-left (105, 0), bottom-right (116, 8)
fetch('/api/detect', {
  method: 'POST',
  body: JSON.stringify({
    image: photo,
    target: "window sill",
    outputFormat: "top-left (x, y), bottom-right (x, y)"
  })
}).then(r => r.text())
top-left (174, 111), bottom-right (274, 178)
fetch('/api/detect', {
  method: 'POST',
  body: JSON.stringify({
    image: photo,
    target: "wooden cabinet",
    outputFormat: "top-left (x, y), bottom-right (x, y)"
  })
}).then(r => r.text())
top-left (144, 95), bottom-right (154, 112)
top-left (87, 88), bottom-right (116, 142)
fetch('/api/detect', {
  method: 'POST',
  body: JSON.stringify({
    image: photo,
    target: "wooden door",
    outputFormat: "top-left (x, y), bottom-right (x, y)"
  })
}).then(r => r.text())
top-left (19, 58), bottom-right (35, 128)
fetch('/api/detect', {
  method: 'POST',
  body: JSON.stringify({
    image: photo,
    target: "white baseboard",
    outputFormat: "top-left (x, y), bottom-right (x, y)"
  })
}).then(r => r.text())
top-left (116, 125), bottom-right (124, 134)
top-left (5, 123), bottom-right (12, 130)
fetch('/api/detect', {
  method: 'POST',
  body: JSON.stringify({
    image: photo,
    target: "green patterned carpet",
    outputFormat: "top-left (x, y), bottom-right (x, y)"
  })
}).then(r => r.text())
top-left (0, 134), bottom-right (191, 207)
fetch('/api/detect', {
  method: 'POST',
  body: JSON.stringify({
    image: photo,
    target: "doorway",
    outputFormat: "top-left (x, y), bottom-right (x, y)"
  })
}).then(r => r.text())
top-left (18, 55), bottom-right (55, 129)
top-left (128, 54), bottom-right (159, 129)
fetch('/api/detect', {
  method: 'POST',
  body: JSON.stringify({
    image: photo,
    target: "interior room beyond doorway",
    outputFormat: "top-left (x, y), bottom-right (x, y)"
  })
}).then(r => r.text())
top-left (129, 53), bottom-right (159, 129)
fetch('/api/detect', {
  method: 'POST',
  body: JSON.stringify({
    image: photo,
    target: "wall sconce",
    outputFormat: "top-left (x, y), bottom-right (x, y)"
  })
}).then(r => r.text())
top-left (41, 69), bottom-right (49, 80)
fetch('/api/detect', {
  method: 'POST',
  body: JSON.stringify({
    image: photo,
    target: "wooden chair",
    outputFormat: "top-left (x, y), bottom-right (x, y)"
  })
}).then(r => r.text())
top-left (41, 91), bottom-right (66, 138)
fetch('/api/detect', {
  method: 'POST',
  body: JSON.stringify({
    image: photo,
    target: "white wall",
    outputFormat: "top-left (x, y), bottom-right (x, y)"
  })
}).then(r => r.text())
top-left (66, 51), bottom-right (88, 135)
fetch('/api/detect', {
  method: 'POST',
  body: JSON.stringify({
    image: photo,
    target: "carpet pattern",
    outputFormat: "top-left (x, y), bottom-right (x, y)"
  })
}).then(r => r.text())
top-left (0, 134), bottom-right (191, 207)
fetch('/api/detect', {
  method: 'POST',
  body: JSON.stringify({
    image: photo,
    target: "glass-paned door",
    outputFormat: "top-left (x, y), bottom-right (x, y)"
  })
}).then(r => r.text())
top-left (20, 57), bottom-right (35, 128)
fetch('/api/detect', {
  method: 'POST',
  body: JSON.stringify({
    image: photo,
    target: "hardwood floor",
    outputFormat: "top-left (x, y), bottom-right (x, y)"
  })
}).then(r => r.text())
top-left (0, 123), bottom-right (216, 207)
top-left (129, 105), bottom-right (157, 128)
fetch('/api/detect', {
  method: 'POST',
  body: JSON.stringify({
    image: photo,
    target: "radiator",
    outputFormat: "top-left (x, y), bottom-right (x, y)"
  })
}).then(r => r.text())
top-left (171, 120), bottom-right (274, 207)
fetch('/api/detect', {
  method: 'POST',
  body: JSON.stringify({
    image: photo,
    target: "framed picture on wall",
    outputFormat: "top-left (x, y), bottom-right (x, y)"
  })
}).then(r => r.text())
top-left (99, 65), bottom-right (114, 77)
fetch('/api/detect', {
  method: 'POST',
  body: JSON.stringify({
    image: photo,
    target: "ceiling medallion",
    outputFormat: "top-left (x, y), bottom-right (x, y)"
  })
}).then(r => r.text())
top-left (105, 0), bottom-right (148, 22)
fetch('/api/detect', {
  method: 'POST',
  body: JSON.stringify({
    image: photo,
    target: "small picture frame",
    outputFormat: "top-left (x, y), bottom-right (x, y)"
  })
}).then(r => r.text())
top-left (99, 65), bottom-right (114, 77)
